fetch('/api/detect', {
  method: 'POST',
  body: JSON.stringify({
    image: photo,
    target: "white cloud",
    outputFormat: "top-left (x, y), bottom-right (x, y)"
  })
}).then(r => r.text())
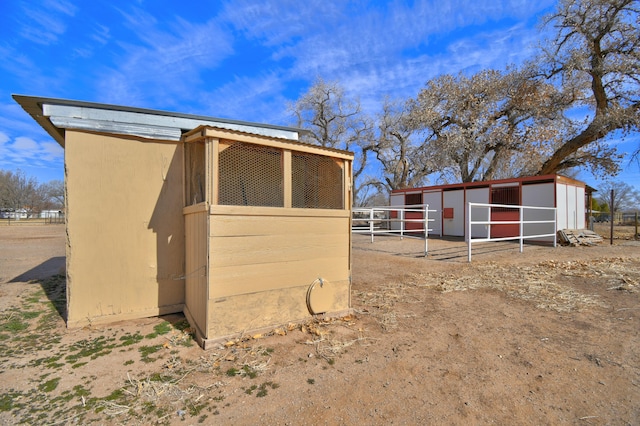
top-left (96, 9), bottom-right (234, 107)
top-left (199, 72), bottom-right (291, 124)
top-left (17, 0), bottom-right (76, 45)
top-left (216, 0), bottom-right (555, 113)
top-left (0, 133), bottom-right (63, 170)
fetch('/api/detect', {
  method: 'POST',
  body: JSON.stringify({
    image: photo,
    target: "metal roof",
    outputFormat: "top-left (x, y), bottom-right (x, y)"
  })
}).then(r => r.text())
top-left (12, 94), bottom-right (304, 147)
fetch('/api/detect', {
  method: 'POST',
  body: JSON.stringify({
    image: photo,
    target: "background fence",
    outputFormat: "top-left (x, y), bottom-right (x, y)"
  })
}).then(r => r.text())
top-left (352, 204), bottom-right (436, 255)
top-left (590, 211), bottom-right (639, 241)
top-left (467, 202), bottom-right (557, 262)
top-left (0, 211), bottom-right (64, 226)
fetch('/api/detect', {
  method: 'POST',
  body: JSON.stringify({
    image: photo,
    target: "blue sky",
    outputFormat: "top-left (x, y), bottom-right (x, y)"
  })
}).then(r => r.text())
top-left (1, 0), bottom-right (638, 195)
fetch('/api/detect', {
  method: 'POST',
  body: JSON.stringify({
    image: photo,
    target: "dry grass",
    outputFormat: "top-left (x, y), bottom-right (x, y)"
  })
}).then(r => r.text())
top-left (405, 257), bottom-right (639, 312)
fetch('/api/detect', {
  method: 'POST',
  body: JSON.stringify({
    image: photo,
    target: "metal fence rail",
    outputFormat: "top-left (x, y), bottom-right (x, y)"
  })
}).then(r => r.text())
top-left (352, 204), bottom-right (436, 256)
top-left (467, 202), bottom-right (557, 262)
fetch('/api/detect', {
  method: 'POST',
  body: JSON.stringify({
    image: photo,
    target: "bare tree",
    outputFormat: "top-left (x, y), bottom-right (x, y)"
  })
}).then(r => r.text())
top-left (371, 97), bottom-right (435, 191)
top-left (408, 68), bottom-right (564, 182)
top-left (0, 170), bottom-right (40, 213)
top-left (0, 170), bottom-right (63, 215)
top-left (291, 78), bottom-right (374, 204)
top-left (597, 180), bottom-right (640, 212)
top-left (536, 0), bottom-right (639, 175)
top-left (42, 180), bottom-right (65, 208)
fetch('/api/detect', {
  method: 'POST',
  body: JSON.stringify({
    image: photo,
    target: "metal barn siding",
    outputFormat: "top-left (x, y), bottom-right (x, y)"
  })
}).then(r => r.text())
top-left (467, 187), bottom-right (490, 238)
top-left (443, 190), bottom-right (465, 237)
top-left (522, 183), bottom-right (555, 239)
top-left (391, 175), bottom-right (587, 241)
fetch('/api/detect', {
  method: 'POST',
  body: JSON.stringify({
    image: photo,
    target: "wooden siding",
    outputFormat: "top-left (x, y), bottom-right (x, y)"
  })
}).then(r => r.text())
top-left (208, 282), bottom-right (350, 337)
top-left (208, 213), bottom-right (350, 298)
top-left (184, 204), bottom-right (209, 339)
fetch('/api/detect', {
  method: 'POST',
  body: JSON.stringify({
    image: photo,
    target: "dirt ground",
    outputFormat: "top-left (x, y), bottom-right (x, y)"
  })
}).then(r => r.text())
top-left (0, 225), bottom-right (639, 425)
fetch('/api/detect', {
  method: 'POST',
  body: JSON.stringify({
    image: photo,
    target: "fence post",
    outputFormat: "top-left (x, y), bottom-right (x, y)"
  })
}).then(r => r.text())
top-left (467, 203), bottom-right (472, 262)
top-left (553, 208), bottom-right (557, 248)
top-left (400, 208), bottom-right (404, 240)
top-left (424, 204), bottom-right (429, 256)
top-left (519, 206), bottom-right (524, 253)
top-left (635, 212), bottom-right (638, 240)
top-left (369, 208), bottom-right (374, 243)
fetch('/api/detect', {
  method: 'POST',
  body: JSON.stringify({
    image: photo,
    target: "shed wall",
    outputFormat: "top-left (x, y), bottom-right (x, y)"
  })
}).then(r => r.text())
top-left (184, 204), bottom-right (208, 339)
top-left (65, 131), bottom-right (185, 326)
top-left (522, 183), bottom-right (556, 240)
top-left (576, 186), bottom-right (586, 229)
top-left (443, 190), bottom-right (465, 237)
top-left (467, 187), bottom-right (490, 238)
top-left (423, 191), bottom-right (442, 235)
top-left (206, 207), bottom-right (351, 337)
top-left (556, 184), bottom-right (568, 230)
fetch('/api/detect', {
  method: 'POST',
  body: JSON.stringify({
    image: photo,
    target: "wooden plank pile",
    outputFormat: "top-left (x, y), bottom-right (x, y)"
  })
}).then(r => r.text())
top-left (557, 229), bottom-right (603, 246)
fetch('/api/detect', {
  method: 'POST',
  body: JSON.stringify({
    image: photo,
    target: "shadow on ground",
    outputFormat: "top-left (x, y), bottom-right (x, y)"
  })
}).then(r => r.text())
top-left (10, 256), bottom-right (65, 283)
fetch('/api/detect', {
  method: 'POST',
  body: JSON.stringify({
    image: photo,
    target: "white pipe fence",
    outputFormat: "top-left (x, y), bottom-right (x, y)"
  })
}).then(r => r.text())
top-left (352, 204), bottom-right (436, 256)
top-left (467, 202), bottom-right (557, 262)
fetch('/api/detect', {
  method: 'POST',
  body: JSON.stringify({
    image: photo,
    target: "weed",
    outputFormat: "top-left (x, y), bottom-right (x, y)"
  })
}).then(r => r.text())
top-left (72, 385), bottom-right (90, 397)
top-left (307, 378), bottom-right (315, 385)
top-left (141, 401), bottom-right (156, 415)
top-left (104, 389), bottom-right (124, 401)
top-left (120, 332), bottom-right (144, 346)
top-left (149, 373), bottom-right (172, 382)
top-left (66, 336), bottom-right (117, 363)
top-left (0, 391), bottom-right (22, 412)
top-left (153, 321), bottom-right (172, 335)
top-left (188, 402), bottom-right (207, 416)
top-left (1, 317), bottom-right (29, 333)
top-left (226, 368), bottom-right (239, 377)
top-left (124, 359), bottom-right (134, 366)
top-left (327, 358), bottom-right (335, 365)
top-left (173, 319), bottom-right (191, 331)
top-left (138, 344), bottom-right (163, 363)
top-left (38, 377), bottom-right (60, 393)
top-left (21, 311), bottom-right (41, 320)
top-left (242, 365), bottom-right (258, 379)
top-left (198, 414), bottom-right (209, 423)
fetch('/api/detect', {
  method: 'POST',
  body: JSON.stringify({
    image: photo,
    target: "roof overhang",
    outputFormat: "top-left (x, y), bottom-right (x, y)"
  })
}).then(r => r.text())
top-left (12, 94), bottom-right (303, 147)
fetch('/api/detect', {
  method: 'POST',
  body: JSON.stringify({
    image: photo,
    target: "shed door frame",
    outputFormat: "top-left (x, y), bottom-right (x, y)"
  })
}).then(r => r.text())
top-left (490, 184), bottom-right (520, 238)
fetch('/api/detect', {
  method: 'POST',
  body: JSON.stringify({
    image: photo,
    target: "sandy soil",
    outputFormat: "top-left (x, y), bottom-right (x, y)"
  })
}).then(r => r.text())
top-left (0, 225), bottom-right (639, 425)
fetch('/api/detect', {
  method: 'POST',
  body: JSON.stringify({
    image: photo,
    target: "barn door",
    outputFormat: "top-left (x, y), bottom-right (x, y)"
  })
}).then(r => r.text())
top-left (404, 192), bottom-right (423, 232)
top-left (490, 185), bottom-right (520, 238)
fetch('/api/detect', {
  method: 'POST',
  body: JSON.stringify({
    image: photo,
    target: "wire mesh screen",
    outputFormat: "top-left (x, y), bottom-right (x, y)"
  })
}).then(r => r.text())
top-left (292, 152), bottom-right (343, 209)
top-left (218, 142), bottom-right (284, 207)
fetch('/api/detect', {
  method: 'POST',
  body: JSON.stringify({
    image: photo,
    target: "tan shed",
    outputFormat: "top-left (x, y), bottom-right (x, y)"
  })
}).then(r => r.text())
top-left (182, 127), bottom-right (353, 347)
top-left (14, 95), bottom-right (354, 348)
